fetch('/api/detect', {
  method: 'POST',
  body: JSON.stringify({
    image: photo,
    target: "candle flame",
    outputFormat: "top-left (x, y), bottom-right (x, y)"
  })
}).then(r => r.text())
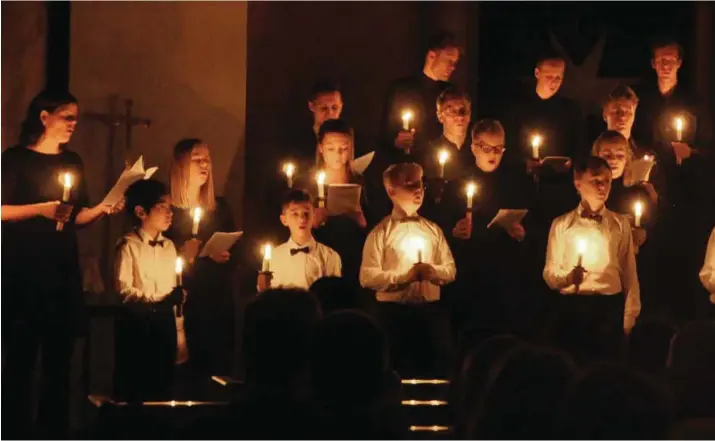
top-left (59, 172), bottom-right (73, 188)
top-left (316, 171), bottom-right (326, 185)
top-left (643, 154), bottom-right (652, 161)
top-left (674, 116), bottom-right (684, 131)
top-left (531, 133), bottom-right (543, 148)
top-left (634, 201), bottom-right (643, 218)
top-left (576, 238), bottom-right (587, 255)
top-left (401, 110), bottom-right (413, 123)
top-left (438, 149), bottom-right (449, 165)
top-left (262, 243), bottom-right (272, 260)
top-left (283, 162), bottom-right (295, 177)
top-left (192, 206), bottom-right (203, 224)
top-left (465, 182), bottom-right (477, 198)
top-left (175, 257), bottom-right (184, 274)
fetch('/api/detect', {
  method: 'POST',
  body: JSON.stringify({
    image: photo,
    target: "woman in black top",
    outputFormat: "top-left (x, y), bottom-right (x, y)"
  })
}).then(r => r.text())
top-left (1, 90), bottom-right (123, 438)
top-left (165, 138), bottom-right (238, 379)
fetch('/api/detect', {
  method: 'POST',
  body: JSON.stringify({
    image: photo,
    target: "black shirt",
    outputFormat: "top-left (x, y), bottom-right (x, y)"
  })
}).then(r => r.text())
top-left (1, 146), bottom-right (90, 325)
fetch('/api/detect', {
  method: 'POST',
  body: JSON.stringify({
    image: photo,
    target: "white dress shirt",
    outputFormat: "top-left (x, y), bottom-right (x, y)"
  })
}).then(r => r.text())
top-left (700, 227), bottom-right (715, 303)
top-left (543, 205), bottom-right (641, 329)
top-left (360, 208), bottom-right (456, 303)
top-left (115, 228), bottom-right (188, 364)
top-left (270, 237), bottom-right (342, 290)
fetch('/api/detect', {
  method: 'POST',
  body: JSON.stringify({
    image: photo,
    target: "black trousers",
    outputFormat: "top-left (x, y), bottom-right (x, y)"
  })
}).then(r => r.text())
top-left (377, 301), bottom-right (453, 378)
top-left (546, 292), bottom-right (625, 363)
top-left (2, 320), bottom-right (75, 439)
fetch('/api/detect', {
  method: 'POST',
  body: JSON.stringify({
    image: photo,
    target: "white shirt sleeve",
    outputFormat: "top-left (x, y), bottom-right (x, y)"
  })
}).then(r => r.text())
top-left (620, 220), bottom-right (641, 331)
top-left (359, 227), bottom-right (411, 292)
top-left (432, 226), bottom-right (456, 284)
top-left (543, 219), bottom-right (571, 291)
top-left (115, 241), bottom-right (160, 303)
top-left (326, 249), bottom-right (342, 278)
top-left (700, 228), bottom-right (715, 299)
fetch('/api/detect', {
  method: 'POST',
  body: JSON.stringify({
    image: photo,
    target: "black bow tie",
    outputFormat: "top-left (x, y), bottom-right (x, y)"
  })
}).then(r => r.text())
top-left (290, 246), bottom-right (310, 256)
top-left (399, 216), bottom-right (421, 224)
top-left (148, 239), bottom-right (165, 248)
top-left (580, 212), bottom-right (603, 223)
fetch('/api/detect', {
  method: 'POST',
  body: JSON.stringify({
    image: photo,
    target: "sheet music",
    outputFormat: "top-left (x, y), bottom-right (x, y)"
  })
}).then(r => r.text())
top-left (326, 184), bottom-right (362, 216)
top-left (350, 151), bottom-right (375, 175)
top-left (199, 231), bottom-right (243, 258)
top-left (629, 157), bottom-right (655, 183)
top-left (487, 209), bottom-right (529, 229)
top-left (102, 156), bottom-right (158, 206)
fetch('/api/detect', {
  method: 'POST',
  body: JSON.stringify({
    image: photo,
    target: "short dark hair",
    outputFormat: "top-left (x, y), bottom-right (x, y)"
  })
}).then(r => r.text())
top-left (536, 48), bottom-right (566, 68)
top-left (317, 118), bottom-right (354, 144)
top-left (574, 156), bottom-right (612, 178)
top-left (651, 38), bottom-right (684, 60)
top-left (604, 83), bottom-right (639, 109)
top-left (436, 86), bottom-right (472, 113)
top-left (426, 30), bottom-right (461, 54)
top-left (471, 118), bottom-right (505, 140)
top-left (281, 189), bottom-right (313, 211)
top-left (124, 179), bottom-right (168, 226)
top-left (310, 78), bottom-right (341, 102)
top-left (19, 89), bottom-right (78, 147)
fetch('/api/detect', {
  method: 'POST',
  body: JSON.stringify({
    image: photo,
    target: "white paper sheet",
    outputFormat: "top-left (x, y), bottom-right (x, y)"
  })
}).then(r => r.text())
top-left (629, 157), bottom-right (655, 183)
top-left (102, 156), bottom-right (158, 206)
top-left (199, 231), bottom-right (243, 258)
top-left (487, 209), bottom-right (529, 229)
top-left (350, 151), bottom-right (375, 175)
top-left (326, 184), bottom-right (362, 216)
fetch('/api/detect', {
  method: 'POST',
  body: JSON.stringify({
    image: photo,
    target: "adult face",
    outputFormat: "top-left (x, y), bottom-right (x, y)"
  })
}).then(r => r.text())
top-left (309, 91), bottom-right (343, 129)
top-left (534, 59), bottom-right (565, 99)
top-left (40, 102), bottom-right (79, 144)
top-left (426, 47), bottom-right (460, 82)
top-left (651, 45), bottom-right (682, 84)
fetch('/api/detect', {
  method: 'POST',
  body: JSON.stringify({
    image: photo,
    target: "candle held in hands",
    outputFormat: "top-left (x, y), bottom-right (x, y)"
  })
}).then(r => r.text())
top-left (633, 201), bottom-right (643, 228)
top-left (191, 207), bottom-right (203, 236)
top-left (283, 162), bottom-right (296, 188)
top-left (465, 182), bottom-right (477, 210)
top-left (175, 257), bottom-right (184, 286)
top-left (530, 133), bottom-right (543, 160)
top-left (401, 110), bottom-right (413, 131)
top-left (437, 149), bottom-right (449, 179)
top-left (261, 243), bottom-right (272, 272)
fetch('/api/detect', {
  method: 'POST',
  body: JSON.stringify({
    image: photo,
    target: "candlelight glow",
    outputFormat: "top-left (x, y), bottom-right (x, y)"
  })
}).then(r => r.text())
top-left (409, 425), bottom-right (450, 433)
top-left (283, 162), bottom-right (295, 177)
top-left (465, 182), bottom-right (477, 198)
top-left (402, 379), bottom-right (450, 385)
top-left (643, 154), bottom-right (652, 161)
top-left (316, 171), bottom-right (326, 185)
top-left (531, 133), bottom-right (543, 148)
top-left (438, 149), bottom-right (449, 165)
top-left (175, 257), bottom-right (184, 274)
top-left (410, 236), bottom-right (426, 261)
top-left (62, 172), bottom-right (73, 188)
top-left (576, 238), bottom-right (587, 255)
top-left (193, 207), bottom-right (202, 224)
top-left (674, 117), bottom-right (684, 132)
top-left (634, 201), bottom-right (643, 218)
top-left (402, 400), bottom-right (448, 406)
top-left (401, 110), bottom-right (413, 128)
top-left (262, 244), bottom-right (272, 260)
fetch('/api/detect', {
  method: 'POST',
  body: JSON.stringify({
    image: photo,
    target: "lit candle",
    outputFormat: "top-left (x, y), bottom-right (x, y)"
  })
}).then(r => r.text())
top-left (56, 172), bottom-right (74, 231)
top-left (261, 243), bottom-right (272, 272)
top-left (674, 116), bottom-right (684, 142)
top-left (316, 170), bottom-right (326, 200)
top-left (437, 149), bottom-right (449, 179)
top-left (634, 201), bottom-right (643, 228)
top-left (531, 133), bottom-right (543, 160)
top-left (401, 110), bottom-right (413, 131)
top-left (576, 238), bottom-right (587, 267)
top-left (175, 257), bottom-right (184, 286)
top-left (410, 236), bottom-right (426, 263)
top-left (191, 206), bottom-right (203, 236)
top-left (465, 182), bottom-right (477, 210)
top-left (283, 162), bottom-right (296, 188)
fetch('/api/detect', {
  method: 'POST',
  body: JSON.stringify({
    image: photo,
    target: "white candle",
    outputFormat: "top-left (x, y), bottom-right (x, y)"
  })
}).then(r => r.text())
top-left (401, 110), bottom-right (413, 131)
top-left (437, 149), bottom-right (449, 179)
top-left (674, 117), bottom-right (684, 142)
top-left (283, 162), bottom-right (296, 188)
top-left (576, 238), bottom-right (587, 267)
top-left (261, 243), bottom-right (272, 272)
top-left (531, 133), bottom-right (543, 160)
top-left (175, 257), bottom-right (184, 286)
top-left (191, 206), bottom-right (203, 236)
top-left (56, 172), bottom-right (74, 231)
top-left (410, 236), bottom-right (426, 263)
top-left (316, 171), bottom-right (326, 199)
top-left (634, 201), bottom-right (643, 228)
top-left (465, 182), bottom-right (477, 210)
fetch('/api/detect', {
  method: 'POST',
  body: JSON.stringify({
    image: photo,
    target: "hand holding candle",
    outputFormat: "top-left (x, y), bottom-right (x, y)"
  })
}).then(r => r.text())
top-left (437, 149), bottom-right (449, 179)
top-left (56, 172), bottom-right (73, 231)
top-left (283, 162), bottom-right (296, 188)
top-left (191, 207), bottom-right (203, 236)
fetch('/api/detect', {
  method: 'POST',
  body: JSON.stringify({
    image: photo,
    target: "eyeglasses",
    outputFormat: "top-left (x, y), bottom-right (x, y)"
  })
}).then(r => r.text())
top-left (473, 141), bottom-right (506, 155)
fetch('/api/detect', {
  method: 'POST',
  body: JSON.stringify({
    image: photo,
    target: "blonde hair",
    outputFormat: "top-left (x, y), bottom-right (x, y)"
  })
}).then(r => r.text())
top-left (591, 130), bottom-right (637, 186)
top-left (603, 84), bottom-right (639, 110)
top-left (170, 138), bottom-right (216, 211)
top-left (382, 162), bottom-right (423, 190)
top-left (471, 118), bottom-right (505, 140)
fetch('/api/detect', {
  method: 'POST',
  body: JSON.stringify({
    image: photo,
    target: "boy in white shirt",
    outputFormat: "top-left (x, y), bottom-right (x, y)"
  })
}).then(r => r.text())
top-left (258, 189), bottom-right (341, 292)
top-left (360, 162), bottom-right (456, 377)
top-left (114, 180), bottom-right (187, 401)
top-left (543, 156), bottom-right (640, 360)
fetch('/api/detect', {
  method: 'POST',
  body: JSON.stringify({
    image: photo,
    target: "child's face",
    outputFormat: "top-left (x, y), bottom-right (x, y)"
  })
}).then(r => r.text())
top-left (319, 132), bottom-right (351, 171)
top-left (437, 98), bottom-right (471, 134)
top-left (280, 201), bottom-right (313, 240)
top-left (472, 131), bottom-right (505, 173)
top-left (387, 169), bottom-right (424, 214)
top-left (603, 99), bottom-right (636, 136)
top-left (597, 141), bottom-right (628, 179)
top-left (575, 168), bottom-right (612, 209)
top-left (139, 195), bottom-right (173, 233)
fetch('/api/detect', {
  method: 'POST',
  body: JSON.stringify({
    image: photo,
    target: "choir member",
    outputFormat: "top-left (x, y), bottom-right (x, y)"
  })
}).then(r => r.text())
top-left (359, 163), bottom-right (456, 377)
top-left (165, 138), bottom-right (238, 377)
top-left (114, 180), bottom-right (187, 401)
top-left (701, 227), bottom-right (715, 313)
top-left (257, 189), bottom-right (341, 292)
top-left (379, 31), bottom-right (460, 165)
top-left (1, 90), bottom-right (123, 438)
top-left (441, 119), bottom-right (535, 336)
top-left (543, 156), bottom-right (640, 360)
